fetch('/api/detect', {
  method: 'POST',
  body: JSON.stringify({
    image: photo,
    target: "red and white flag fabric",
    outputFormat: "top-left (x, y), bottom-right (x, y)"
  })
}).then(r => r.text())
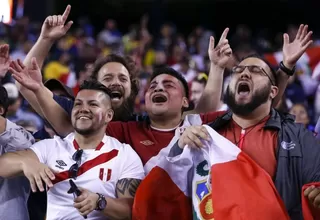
top-left (132, 115), bottom-right (293, 220)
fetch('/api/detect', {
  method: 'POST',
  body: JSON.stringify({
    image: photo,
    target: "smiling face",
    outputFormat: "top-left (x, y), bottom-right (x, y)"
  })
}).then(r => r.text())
top-left (96, 62), bottom-right (132, 109)
top-left (225, 57), bottom-right (278, 116)
top-left (145, 74), bottom-right (189, 118)
top-left (71, 89), bottom-right (113, 135)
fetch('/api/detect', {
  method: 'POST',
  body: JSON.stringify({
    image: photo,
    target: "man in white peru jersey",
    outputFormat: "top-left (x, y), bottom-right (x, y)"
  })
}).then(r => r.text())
top-left (0, 80), bottom-right (145, 220)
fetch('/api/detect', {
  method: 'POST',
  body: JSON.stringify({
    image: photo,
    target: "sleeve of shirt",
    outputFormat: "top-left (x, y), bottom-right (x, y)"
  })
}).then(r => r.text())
top-left (29, 139), bottom-right (55, 164)
top-left (106, 122), bottom-right (127, 143)
top-left (53, 94), bottom-right (74, 117)
top-left (200, 111), bottom-right (227, 124)
top-left (0, 119), bottom-right (35, 153)
top-left (119, 144), bottom-right (145, 180)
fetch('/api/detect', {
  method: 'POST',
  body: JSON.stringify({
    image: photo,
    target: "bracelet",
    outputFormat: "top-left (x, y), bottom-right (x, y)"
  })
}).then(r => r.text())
top-left (280, 61), bottom-right (295, 76)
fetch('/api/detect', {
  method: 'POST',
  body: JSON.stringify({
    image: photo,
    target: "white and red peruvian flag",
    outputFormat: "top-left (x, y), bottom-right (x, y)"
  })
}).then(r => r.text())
top-left (132, 115), bottom-right (299, 220)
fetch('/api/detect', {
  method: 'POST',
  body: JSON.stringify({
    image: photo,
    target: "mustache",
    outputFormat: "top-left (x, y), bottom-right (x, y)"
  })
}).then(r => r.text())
top-left (108, 85), bottom-right (124, 94)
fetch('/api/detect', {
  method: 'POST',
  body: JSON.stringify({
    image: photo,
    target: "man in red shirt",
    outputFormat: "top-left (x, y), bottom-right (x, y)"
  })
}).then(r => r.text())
top-left (177, 25), bottom-right (318, 219)
top-left (104, 29), bottom-right (234, 166)
top-left (106, 67), bottom-right (225, 165)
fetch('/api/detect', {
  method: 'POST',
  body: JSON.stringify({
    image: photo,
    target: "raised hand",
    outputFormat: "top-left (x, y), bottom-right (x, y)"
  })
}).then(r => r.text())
top-left (283, 24), bottom-right (313, 69)
top-left (40, 5), bottom-right (73, 41)
top-left (208, 28), bottom-right (232, 68)
top-left (9, 58), bottom-right (43, 92)
top-left (0, 44), bottom-right (10, 78)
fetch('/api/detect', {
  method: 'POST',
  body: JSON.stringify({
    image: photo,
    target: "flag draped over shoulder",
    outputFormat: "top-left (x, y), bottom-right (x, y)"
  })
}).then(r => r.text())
top-left (133, 114), bottom-right (317, 220)
top-left (133, 115), bottom-right (202, 220)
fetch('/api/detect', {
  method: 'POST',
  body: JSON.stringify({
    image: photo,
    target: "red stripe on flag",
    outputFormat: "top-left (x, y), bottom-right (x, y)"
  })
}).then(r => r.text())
top-left (210, 152), bottom-right (289, 220)
top-left (53, 150), bottom-right (118, 185)
top-left (132, 166), bottom-right (193, 220)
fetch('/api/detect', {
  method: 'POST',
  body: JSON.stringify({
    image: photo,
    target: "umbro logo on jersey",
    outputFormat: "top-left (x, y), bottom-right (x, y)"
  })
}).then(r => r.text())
top-left (55, 160), bottom-right (67, 170)
top-left (140, 140), bottom-right (154, 146)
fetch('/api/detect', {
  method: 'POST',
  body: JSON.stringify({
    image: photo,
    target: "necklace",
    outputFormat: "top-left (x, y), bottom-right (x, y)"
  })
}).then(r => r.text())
top-left (232, 116), bottom-right (268, 149)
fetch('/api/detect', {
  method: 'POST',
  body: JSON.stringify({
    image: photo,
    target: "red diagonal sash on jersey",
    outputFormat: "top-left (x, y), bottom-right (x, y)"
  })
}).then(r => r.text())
top-left (52, 149), bottom-right (118, 184)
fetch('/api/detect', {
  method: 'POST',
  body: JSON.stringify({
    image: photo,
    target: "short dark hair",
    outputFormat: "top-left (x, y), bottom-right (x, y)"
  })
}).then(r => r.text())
top-left (0, 86), bottom-right (9, 117)
top-left (240, 54), bottom-right (277, 85)
top-left (150, 67), bottom-right (189, 98)
top-left (79, 80), bottom-right (113, 100)
top-left (91, 54), bottom-right (139, 98)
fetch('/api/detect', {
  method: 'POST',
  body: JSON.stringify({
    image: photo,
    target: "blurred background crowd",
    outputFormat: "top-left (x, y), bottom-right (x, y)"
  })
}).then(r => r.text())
top-left (1, 0), bottom-right (320, 133)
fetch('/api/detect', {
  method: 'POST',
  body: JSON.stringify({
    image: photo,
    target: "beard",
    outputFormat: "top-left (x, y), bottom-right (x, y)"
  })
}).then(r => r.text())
top-left (112, 92), bottom-right (135, 122)
top-left (225, 83), bottom-right (271, 116)
top-left (74, 126), bottom-right (95, 136)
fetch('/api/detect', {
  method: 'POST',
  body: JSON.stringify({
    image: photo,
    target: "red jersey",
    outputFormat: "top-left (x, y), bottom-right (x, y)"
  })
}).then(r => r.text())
top-left (106, 111), bottom-right (226, 165)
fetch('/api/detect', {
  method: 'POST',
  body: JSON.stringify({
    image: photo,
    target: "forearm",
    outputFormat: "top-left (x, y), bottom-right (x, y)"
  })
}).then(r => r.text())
top-left (24, 37), bottom-right (54, 71)
top-left (17, 38), bottom-right (54, 117)
top-left (195, 63), bottom-right (224, 113)
top-left (273, 69), bottom-right (289, 107)
top-left (102, 197), bottom-right (133, 220)
top-left (34, 85), bottom-right (73, 136)
top-left (0, 152), bottom-right (24, 178)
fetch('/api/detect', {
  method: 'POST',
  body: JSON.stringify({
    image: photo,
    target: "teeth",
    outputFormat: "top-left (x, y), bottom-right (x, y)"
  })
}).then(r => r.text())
top-left (79, 116), bottom-right (89, 120)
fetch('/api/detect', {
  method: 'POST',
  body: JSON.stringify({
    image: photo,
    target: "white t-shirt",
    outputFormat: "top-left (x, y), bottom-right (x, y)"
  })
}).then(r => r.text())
top-left (30, 133), bottom-right (145, 220)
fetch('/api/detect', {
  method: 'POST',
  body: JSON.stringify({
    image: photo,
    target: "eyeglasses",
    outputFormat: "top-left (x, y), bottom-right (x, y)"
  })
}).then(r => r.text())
top-left (68, 149), bottom-right (83, 180)
top-left (232, 65), bottom-right (275, 86)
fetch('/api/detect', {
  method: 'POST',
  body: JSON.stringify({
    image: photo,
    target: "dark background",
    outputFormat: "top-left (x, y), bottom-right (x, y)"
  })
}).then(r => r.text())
top-left (23, 0), bottom-right (320, 37)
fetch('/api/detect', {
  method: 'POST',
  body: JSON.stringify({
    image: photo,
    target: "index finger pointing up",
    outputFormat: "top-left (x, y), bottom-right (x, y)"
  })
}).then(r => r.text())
top-left (62, 5), bottom-right (71, 23)
top-left (218, 28), bottom-right (229, 45)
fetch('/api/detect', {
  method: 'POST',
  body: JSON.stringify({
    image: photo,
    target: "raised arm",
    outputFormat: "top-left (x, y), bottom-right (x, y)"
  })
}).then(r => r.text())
top-left (183, 28), bottom-right (232, 116)
top-left (9, 59), bottom-right (73, 136)
top-left (273, 24), bottom-right (313, 106)
top-left (16, 5), bottom-right (73, 118)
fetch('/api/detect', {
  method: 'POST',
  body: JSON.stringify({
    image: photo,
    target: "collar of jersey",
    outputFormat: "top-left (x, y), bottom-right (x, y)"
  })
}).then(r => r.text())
top-left (64, 132), bottom-right (107, 151)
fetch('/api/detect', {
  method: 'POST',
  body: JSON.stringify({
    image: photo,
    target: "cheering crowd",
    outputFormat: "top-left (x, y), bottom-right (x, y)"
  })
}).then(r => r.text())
top-left (1, 4), bottom-right (320, 220)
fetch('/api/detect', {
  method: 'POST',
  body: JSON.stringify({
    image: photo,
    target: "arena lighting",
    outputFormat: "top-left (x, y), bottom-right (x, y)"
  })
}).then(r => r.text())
top-left (0, 0), bottom-right (13, 24)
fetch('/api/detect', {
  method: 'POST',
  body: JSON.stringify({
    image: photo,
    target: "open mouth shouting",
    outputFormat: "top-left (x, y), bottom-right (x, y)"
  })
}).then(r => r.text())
top-left (151, 93), bottom-right (168, 104)
top-left (237, 81), bottom-right (251, 98)
top-left (110, 90), bottom-right (123, 101)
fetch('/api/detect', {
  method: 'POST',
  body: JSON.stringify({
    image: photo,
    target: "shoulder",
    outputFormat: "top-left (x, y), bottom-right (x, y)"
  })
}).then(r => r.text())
top-left (4, 118), bottom-right (21, 130)
top-left (200, 111), bottom-right (228, 124)
top-left (106, 135), bottom-right (136, 153)
top-left (107, 120), bottom-right (141, 130)
top-left (33, 137), bottom-right (60, 146)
